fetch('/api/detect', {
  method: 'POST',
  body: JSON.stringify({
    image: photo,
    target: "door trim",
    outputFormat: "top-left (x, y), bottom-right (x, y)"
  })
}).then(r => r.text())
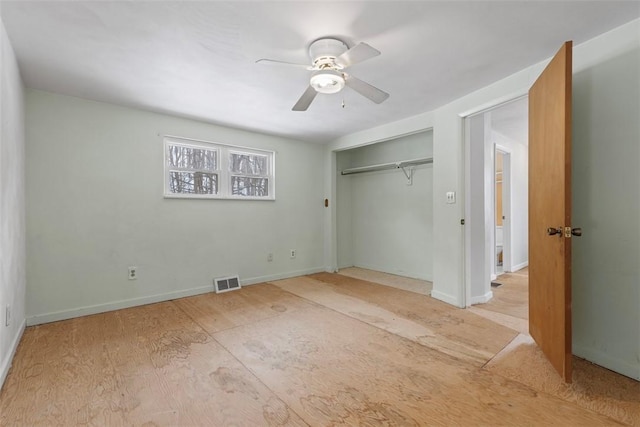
top-left (462, 96), bottom-right (526, 307)
top-left (495, 144), bottom-right (511, 274)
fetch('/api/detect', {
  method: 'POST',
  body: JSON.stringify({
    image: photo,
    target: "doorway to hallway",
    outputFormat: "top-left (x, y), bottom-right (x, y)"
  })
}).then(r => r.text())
top-left (464, 96), bottom-right (529, 306)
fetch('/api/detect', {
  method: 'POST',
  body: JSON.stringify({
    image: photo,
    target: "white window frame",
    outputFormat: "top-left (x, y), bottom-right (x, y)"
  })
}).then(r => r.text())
top-left (164, 136), bottom-right (275, 200)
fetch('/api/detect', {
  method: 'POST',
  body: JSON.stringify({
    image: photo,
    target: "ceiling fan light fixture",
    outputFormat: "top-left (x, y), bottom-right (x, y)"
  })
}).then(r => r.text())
top-left (310, 70), bottom-right (345, 94)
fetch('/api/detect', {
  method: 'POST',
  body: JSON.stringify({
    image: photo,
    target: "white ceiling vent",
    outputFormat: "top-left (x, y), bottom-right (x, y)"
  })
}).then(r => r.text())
top-left (214, 275), bottom-right (241, 293)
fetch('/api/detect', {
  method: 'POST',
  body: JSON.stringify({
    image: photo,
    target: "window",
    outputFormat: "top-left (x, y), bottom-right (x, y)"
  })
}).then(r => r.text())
top-left (229, 151), bottom-right (270, 197)
top-left (167, 144), bottom-right (219, 195)
top-left (164, 136), bottom-right (275, 200)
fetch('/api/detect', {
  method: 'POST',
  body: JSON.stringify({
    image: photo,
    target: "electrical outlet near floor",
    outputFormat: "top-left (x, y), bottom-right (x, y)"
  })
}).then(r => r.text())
top-left (5, 304), bottom-right (11, 327)
top-left (128, 266), bottom-right (137, 280)
top-left (290, 249), bottom-right (296, 259)
top-left (267, 253), bottom-right (273, 262)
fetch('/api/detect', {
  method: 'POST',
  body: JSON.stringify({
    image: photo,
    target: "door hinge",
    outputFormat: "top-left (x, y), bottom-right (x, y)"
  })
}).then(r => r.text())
top-left (461, 219), bottom-right (465, 225)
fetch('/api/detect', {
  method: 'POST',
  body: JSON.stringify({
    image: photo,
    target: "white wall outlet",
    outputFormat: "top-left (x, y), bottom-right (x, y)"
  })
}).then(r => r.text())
top-left (290, 249), bottom-right (296, 259)
top-left (446, 191), bottom-right (456, 204)
top-left (267, 253), bottom-right (273, 262)
top-left (128, 266), bottom-right (137, 280)
top-left (5, 304), bottom-right (11, 327)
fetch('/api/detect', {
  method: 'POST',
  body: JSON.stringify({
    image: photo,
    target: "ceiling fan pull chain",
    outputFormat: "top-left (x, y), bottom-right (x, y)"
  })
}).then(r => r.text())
top-left (342, 99), bottom-right (345, 108)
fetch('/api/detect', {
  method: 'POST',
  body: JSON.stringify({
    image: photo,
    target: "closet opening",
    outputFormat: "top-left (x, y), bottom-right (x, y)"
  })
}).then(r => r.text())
top-left (335, 130), bottom-right (433, 295)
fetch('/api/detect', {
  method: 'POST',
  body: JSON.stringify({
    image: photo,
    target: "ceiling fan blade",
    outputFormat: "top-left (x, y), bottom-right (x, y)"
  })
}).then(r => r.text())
top-left (256, 58), bottom-right (311, 70)
top-left (344, 74), bottom-right (389, 104)
top-left (292, 85), bottom-right (318, 111)
top-left (335, 43), bottom-right (381, 68)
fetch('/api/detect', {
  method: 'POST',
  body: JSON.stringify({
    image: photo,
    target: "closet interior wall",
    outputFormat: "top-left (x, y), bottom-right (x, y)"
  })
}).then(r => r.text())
top-left (336, 131), bottom-right (434, 281)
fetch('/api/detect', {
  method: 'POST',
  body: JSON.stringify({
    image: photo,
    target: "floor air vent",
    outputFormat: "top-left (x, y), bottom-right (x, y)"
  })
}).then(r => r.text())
top-left (214, 276), bottom-right (241, 293)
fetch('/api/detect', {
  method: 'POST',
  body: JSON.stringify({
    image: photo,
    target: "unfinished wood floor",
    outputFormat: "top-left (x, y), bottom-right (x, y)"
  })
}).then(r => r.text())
top-left (337, 267), bottom-right (432, 296)
top-left (471, 268), bottom-right (640, 425)
top-left (470, 269), bottom-right (530, 335)
top-left (1, 272), bottom-right (638, 426)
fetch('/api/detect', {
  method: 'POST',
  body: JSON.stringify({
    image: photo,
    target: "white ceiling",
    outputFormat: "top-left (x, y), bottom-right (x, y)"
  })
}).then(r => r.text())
top-left (1, 1), bottom-right (638, 143)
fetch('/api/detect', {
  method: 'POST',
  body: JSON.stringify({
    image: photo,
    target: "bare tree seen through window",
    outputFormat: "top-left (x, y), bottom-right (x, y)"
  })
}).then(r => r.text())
top-left (167, 144), bottom-right (218, 194)
top-left (169, 172), bottom-right (218, 194)
top-left (230, 153), bottom-right (267, 175)
top-left (164, 138), bottom-right (274, 199)
top-left (230, 153), bottom-right (269, 196)
top-left (231, 176), bottom-right (268, 196)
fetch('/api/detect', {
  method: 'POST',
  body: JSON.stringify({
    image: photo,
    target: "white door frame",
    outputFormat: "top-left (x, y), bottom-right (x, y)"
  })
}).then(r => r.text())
top-left (462, 94), bottom-right (527, 307)
top-left (463, 112), bottom-right (493, 306)
top-left (494, 145), bottom-right (512, 275)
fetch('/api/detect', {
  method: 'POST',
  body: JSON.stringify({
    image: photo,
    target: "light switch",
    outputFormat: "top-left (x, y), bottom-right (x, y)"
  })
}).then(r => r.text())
top-left (446, 191), bottom-right (456, 204)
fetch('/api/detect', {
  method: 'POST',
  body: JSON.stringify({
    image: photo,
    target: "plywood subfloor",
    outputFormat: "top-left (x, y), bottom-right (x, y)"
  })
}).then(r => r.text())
top-left (0, 299), bottom-right (305, 426)
top-left (213, 303), bottom-right (615, 426)
top-left (486, 334), bottom-right (640, 426)
top-left (480, 268), bottom-right (530, 320)
top-left (469, 267), bottom-right (640, 426)
top-left (288, 272), bottom-right (517, 367)
top-left (1, 273), bottom-right (636, 426)
top-left (338, 267), bottom-right (432, 295)
top-left (471, 267), bottom-right (529, 333)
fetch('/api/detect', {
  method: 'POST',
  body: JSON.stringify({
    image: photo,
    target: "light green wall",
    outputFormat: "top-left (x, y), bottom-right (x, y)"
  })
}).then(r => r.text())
top-left (336, 150), bottom-right (353, 268)
top-left (0, 16), bottom-right (26, 389)
top-left (25, 90), bottom-right (325, 325)
top-left (336, 132), bottom-right (433, 280)
top-left (572, 45), bottom-right (640, 380)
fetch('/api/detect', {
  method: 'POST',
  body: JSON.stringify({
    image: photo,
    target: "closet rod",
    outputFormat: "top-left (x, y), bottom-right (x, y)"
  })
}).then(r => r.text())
top-left (340, 157), bottom-right (433, 176)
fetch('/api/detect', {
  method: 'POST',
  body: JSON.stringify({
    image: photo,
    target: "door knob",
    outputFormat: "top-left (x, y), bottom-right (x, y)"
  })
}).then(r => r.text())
top-left (547, 227), bottom-right (563, 236)
top-left (571, 228), bottom-right (582, 236)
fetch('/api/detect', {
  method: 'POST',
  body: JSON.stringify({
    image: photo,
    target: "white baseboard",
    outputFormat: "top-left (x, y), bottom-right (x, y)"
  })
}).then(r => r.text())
top-left (27, 286), bottom-right (213, 326)
top-left (431, 290), bottom-right (463, 308)
top-left (242, 267), bottom-right (325, 286)
top-left (491, 274), bottom-right (497, 281)
top-left (470, 291), bottom-right (493, 305)
top-left (0, 318), bottom-right (26, 392)
top-left (26, 267), bottom-right (325, 326)
top-left (335, 263), bottom-right (351, 272)
top-left (573, 343), bottom-right (640, 381)
top-left (511, 261), bottom-right (529, 272)
top-left (349, 262), bottom-right (431, 282)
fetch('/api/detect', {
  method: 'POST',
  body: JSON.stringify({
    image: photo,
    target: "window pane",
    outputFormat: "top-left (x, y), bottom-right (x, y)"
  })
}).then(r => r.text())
top-left (230, 153), bottom-right (268, 175)
top-left (231, 176), bottom-right (269, 197)
top-left (168, 145), bottom-right (217, 171)
top-left (169, 171), bottom-right (218, 194)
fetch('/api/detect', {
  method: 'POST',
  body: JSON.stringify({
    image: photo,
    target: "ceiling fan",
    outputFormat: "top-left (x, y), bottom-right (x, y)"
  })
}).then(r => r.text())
top-left (257, 37), bottom-right (390, 111)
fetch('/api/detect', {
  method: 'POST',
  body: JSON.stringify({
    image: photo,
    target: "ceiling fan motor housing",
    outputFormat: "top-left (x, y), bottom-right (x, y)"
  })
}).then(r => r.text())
top-left (308, 38), bottom-right (348, 68)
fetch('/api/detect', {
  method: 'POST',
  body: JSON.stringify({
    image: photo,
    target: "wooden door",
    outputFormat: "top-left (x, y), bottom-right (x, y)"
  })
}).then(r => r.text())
top-left (528, 41), bottom-right (573, 382)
